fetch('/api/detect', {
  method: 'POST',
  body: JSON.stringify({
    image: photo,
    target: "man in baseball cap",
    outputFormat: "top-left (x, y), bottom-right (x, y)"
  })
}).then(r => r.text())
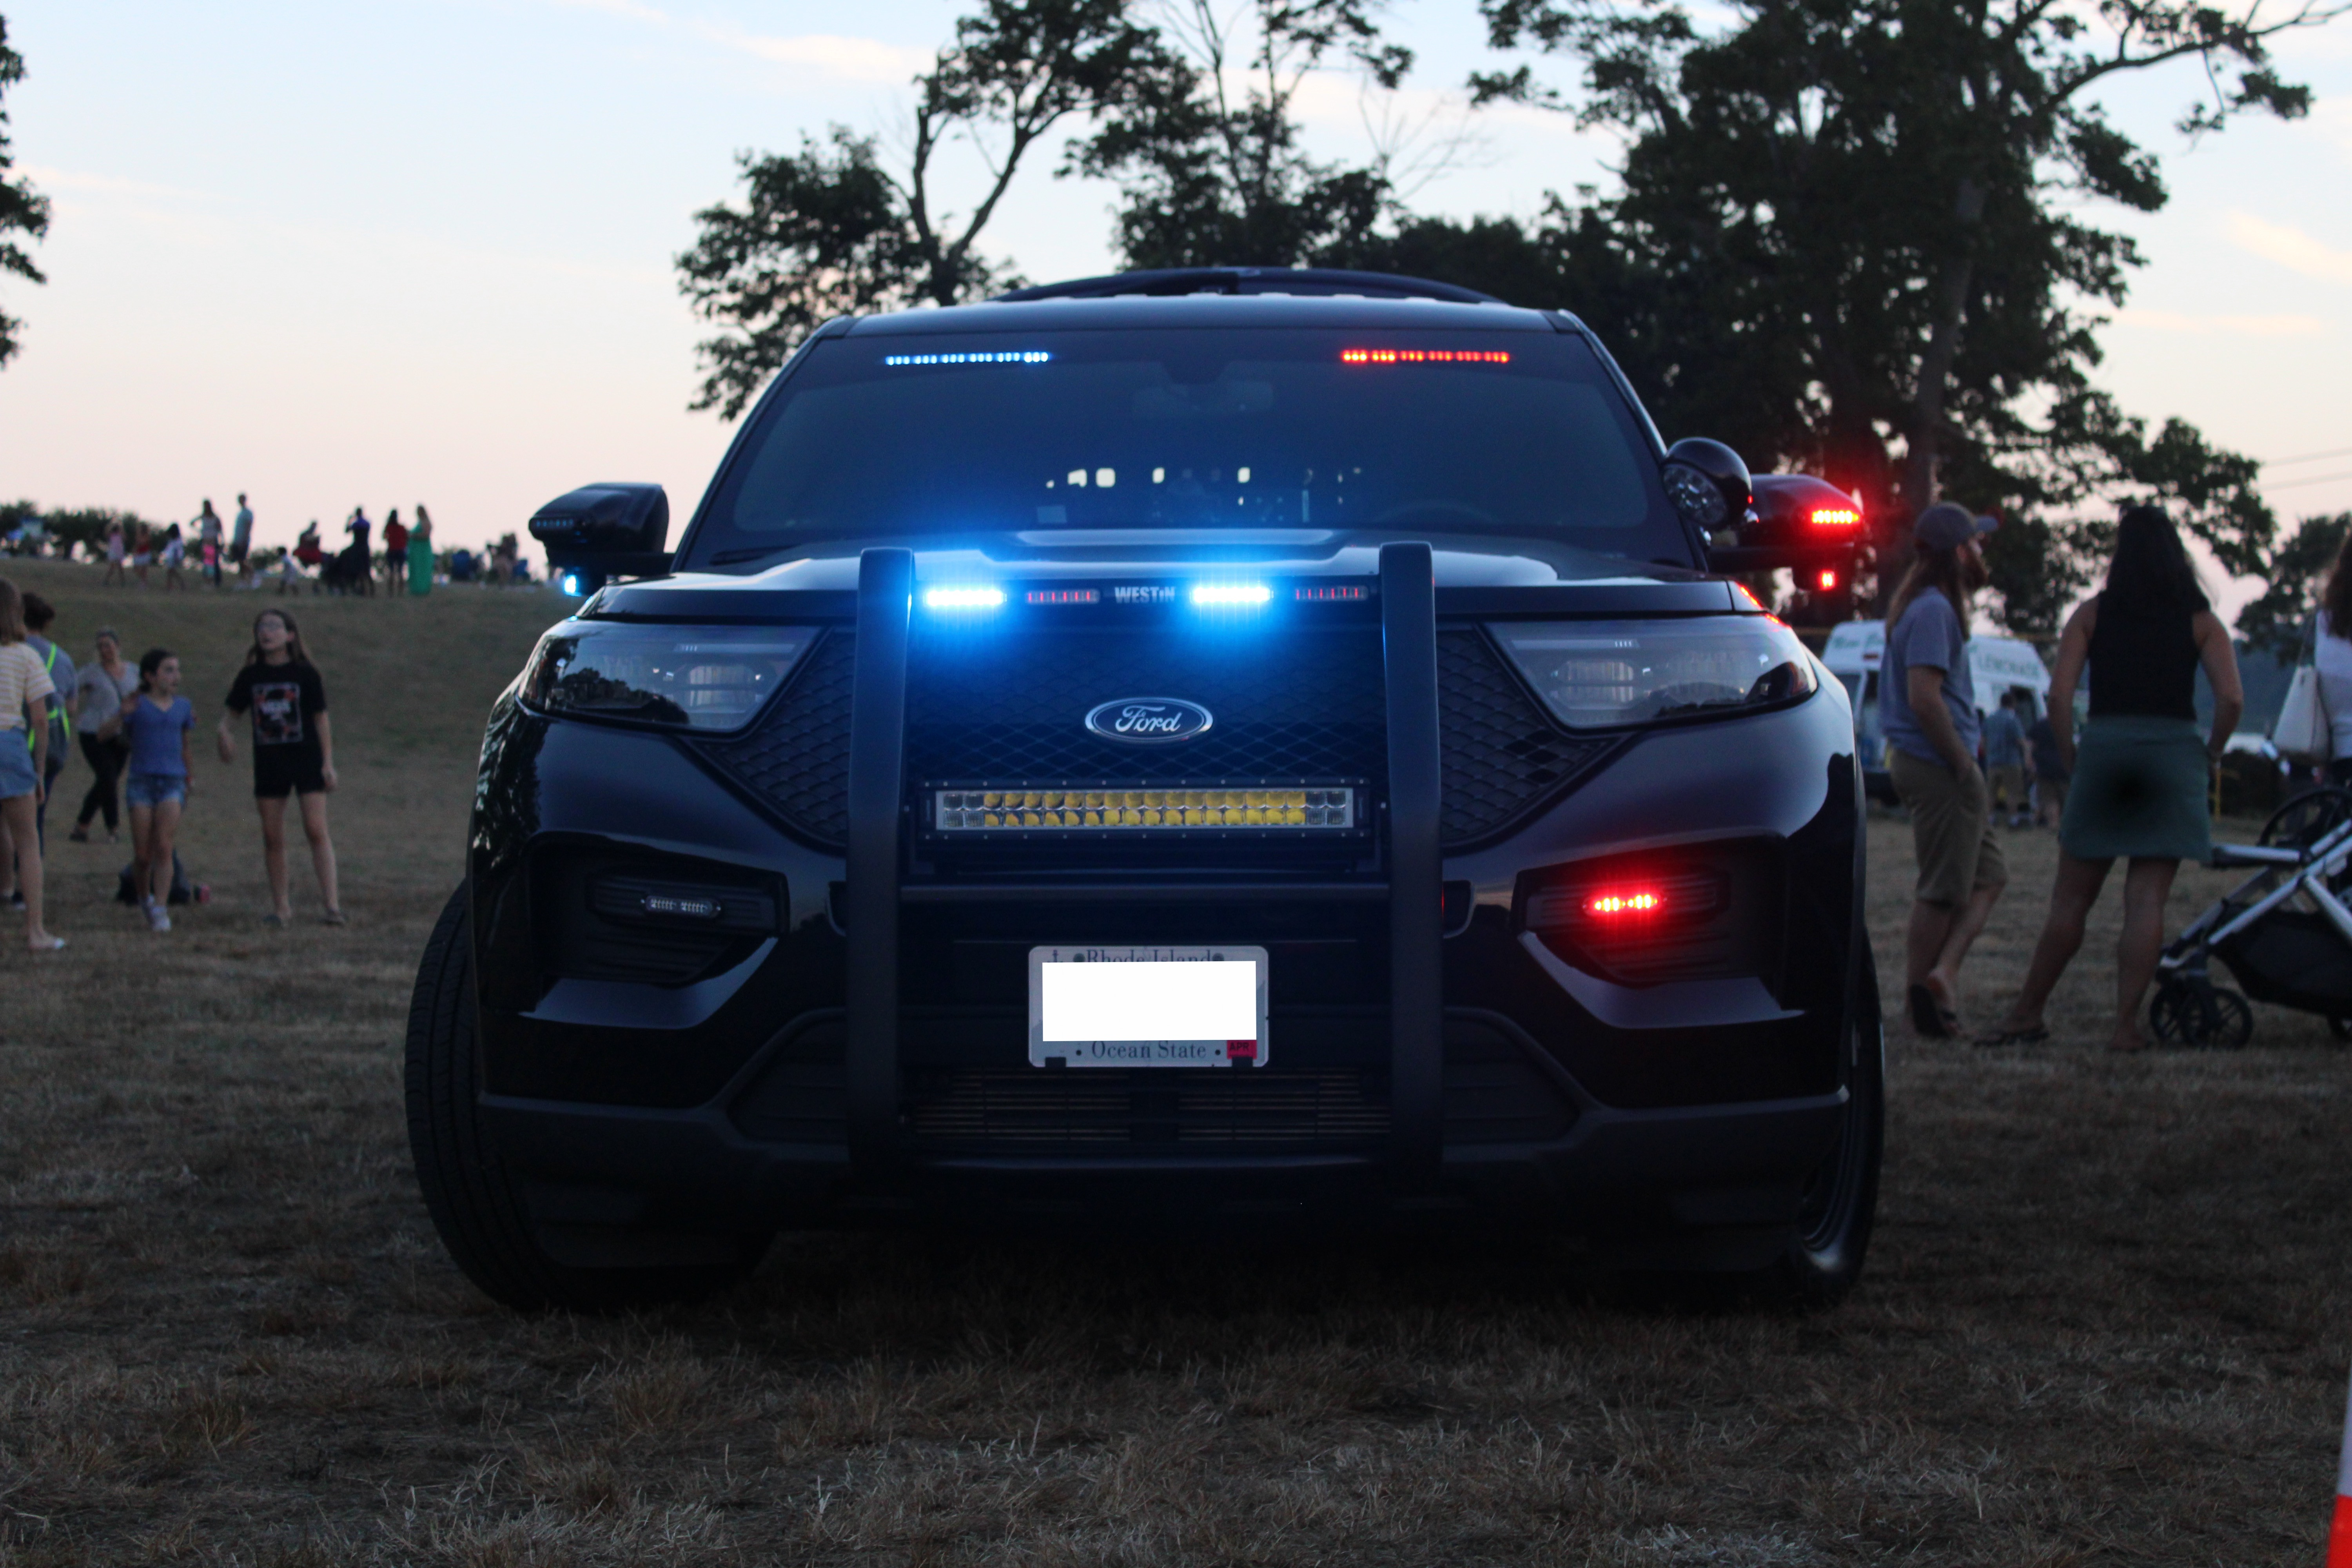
top-left (1879, 500), bottom-right (2005, 1038)
top-left (1913, 501), bottom-right (1998, 552)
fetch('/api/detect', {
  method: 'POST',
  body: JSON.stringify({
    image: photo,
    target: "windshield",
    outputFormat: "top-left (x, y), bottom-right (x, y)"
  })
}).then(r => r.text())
top-left (682, 327), bottom-right (1685, 564)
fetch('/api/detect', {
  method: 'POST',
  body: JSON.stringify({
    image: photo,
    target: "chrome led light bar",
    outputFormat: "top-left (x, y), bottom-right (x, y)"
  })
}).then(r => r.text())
top-left (934, 786), bottom-right (1357, 832)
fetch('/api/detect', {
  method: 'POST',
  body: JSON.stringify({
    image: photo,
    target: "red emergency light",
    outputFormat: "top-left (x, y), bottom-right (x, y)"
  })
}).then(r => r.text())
top-left (1809, 506), bottom-right (1863, 528)
top-left (1816, 568), bottom-right (1840, 592)
top-left (1339, 348), bottom-right (1512, 365)
top-left (1584, 889), bottom-right (1666, 918)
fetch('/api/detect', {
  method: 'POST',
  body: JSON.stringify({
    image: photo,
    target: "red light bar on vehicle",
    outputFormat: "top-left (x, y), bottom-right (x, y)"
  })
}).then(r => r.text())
top-left (1026, 588), bottom-right (1099, 604)
top-left (1809, 506), bottom-right (1863, 527)
top-left (1339, 349), bottom-right (1512, 365)
top-left (1295, 585), bottom-right (1368, 601)
top-left (1817, 568), bottom-right (1839, 592)
top-left (1585, 889), bottom-right (1665, 918)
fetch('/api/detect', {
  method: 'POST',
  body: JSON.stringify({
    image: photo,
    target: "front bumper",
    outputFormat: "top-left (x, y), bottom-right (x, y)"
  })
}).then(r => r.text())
top-left (467, 546), bottom-right (1864, 1241)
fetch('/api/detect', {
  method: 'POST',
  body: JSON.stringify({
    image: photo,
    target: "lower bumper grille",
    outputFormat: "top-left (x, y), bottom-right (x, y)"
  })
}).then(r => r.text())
top-left (907, 1069), bottom-right (1388, 1149)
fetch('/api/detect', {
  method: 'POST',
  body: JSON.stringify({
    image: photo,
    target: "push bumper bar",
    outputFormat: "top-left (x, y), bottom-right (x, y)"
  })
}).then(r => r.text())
top-left (838, 543), bottom-right (1450, 1193)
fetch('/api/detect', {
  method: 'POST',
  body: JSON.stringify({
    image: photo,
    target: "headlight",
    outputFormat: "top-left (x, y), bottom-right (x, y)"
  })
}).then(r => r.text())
top-left (1489, 616), bottom-right (1817, 729)
top-left (521, 622), bottom-right (818, 731)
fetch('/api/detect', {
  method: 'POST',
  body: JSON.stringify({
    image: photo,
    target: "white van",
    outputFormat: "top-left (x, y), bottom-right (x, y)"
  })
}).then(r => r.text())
top-left (1821, 621), bottom-right (2053, 802)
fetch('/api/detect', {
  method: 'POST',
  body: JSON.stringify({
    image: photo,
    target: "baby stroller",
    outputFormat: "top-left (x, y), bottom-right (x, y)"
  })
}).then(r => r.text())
top-left (2152, 788), bottom-right (2352, 1047)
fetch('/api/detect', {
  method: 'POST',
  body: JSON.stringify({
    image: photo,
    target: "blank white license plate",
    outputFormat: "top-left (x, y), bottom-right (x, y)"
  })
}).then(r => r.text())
top-left (1028, 946), bottom-right (1269, 1068)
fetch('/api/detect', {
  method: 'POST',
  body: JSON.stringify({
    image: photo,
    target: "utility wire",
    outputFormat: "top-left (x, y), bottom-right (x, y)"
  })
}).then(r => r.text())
top-left (2260, 470), bottom-right (2352, 492)
top-left (2260, 446), bottom-right (2352, 468)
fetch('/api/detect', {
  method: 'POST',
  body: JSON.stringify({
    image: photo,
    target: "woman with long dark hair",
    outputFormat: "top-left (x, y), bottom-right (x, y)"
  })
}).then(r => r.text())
top-left (2309, 527), bottom-right (2352, 787)
top-left (216, 608), bottom-right (342, 926)
top-left (1981, 505), bottom-right (2243, 1051)
top-left (1879, 502), bottom-right (2007, 1037)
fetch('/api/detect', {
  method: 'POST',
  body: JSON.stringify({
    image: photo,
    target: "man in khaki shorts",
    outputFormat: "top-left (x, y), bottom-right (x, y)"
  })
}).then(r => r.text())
top-left (1878, 502), bottom-right (2007, 1036)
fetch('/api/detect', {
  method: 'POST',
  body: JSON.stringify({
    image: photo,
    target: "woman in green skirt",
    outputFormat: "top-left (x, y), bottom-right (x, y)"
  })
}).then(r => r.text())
top-left (1980, 506), bottom-right (2242, 1051)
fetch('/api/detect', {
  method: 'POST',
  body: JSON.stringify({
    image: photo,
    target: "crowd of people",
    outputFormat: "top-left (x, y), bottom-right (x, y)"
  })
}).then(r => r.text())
top-left (50, 495), bottom-right (535, 595)
top-left (1880, 501), bottom-right (2245, 1053)
top-left (0, 584), bottom-right (343, 952)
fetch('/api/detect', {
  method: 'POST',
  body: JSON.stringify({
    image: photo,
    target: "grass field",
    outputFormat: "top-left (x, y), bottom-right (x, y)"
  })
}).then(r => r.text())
top-left (1, 555), bottom-right (2347, 1566)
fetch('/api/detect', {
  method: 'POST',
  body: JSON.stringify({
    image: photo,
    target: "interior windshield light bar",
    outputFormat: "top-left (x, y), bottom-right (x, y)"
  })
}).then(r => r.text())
top-left (1191, 583), bottom-right (1272, 606)
top-left (935, 786), bottom-right (1357, 831)
top-left (923, 586), bottom-right (1005, 610)
top-left (1340, 348), bottom-right (1511, 365)
top-left (882, 350), bottom-right (1052, 366)
top-left (1026, 588), bottom-right (1099, 604)
top-left (1296, 585), bottom-right (1367, 601)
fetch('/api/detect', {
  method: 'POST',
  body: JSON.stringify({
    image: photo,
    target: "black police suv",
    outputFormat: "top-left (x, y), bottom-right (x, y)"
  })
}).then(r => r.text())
top-left (405, 268), bottom-right (1880, 1312)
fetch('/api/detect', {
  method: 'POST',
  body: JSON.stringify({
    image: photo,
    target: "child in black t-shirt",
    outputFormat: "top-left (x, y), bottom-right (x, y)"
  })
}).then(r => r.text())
top-left (217, 608), bottom-right (344, 926)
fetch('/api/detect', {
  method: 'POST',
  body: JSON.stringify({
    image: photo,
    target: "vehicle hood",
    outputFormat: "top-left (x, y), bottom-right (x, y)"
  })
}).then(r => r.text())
top-left (597, 528), bottom-right (1731, 618)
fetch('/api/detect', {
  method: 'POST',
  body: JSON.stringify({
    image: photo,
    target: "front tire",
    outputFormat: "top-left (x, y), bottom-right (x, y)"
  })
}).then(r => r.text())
top-left (404, 883), bottom-right (767, 1312)
top-left (1756, 950), bottom-right (1884, 1306)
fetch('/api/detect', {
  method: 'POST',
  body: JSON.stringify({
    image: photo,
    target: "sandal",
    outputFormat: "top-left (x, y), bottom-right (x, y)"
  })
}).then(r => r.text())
top-left (321, 909), bottom-right (347, 927)
top-left (1907, 984), bottom-right (1960, 1039)
top-left (262, 913), bottom-right (287, 929)
top-left (25, 935), bottom-right (64, 953)
top-left (1975, 1024), bottom-right (2049, 1048)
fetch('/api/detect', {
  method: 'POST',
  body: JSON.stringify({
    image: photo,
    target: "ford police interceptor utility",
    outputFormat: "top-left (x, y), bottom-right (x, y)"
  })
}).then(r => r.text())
top-left (405, 267), bottom-right (1881, 1311)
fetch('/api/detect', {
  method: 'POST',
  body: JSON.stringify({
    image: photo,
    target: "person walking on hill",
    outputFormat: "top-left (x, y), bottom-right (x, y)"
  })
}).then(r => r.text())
top-left (218, 609), bottom-right (342, 927)
top-left (0, 579), bottom-right (64, 952)
top-left (196, 499), bottom-right (224, 587)
top-left (381, 509), bottom-right (408, 596)
top-left (230, 494), bottom-right (254, 586)
top-left (1881, 501), bottom-right (2007, 1038)
top-left (408, 507), bottom-right (435, 596)
top-left (102, 522), bottom-right (127, 588)
top-left (69, 628), bottom-right (136, 842)
top-left (1980, 506), bottom-right (2243, 1052)
top-left (130, 523), bottom-right (152, 588)
top-left (160, 524), bottom-right (188, 591)
top-left (117, 648), bottom-right (194, 933)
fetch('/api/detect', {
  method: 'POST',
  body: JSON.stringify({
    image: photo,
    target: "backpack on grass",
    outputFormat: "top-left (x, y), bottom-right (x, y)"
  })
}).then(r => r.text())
top-left (114, 854), bottom-right (211, 908)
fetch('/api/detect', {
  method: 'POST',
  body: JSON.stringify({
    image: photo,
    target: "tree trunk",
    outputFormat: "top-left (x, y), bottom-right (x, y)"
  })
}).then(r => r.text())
top-left (1897, 176), bottom-right (1986, 526)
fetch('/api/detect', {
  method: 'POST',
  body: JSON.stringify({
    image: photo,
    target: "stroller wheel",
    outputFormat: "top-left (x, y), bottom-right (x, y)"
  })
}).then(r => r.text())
top-left (2258, 787), bottom-right (2352, 852)
top-left (2149, 980), bottom-right (2254, 1050)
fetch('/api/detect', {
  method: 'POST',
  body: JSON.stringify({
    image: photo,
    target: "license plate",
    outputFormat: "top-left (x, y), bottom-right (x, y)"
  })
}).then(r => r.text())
top-left (1028, 946), bottom-right (1269, 1068)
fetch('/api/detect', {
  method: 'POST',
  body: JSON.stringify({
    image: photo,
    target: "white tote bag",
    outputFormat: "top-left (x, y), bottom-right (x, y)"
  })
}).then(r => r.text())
top-left (2274, 663), bottom-right (2331, 765)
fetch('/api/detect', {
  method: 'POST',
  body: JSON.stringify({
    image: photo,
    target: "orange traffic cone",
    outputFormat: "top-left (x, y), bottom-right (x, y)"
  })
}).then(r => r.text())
top-left (2333, 1367), bottom-right (2352, 1567)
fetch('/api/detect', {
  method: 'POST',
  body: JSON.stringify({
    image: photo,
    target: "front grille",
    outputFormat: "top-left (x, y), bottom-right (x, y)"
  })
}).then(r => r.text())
top-left (1436, 630), bottom-right (1617, 846)
top-left (904, 627), bottom-right (1386, 786)
top-left (907, 1069), bottom-right (1388, 1149)
top-left (693, 623), bottom-right (1615, 850)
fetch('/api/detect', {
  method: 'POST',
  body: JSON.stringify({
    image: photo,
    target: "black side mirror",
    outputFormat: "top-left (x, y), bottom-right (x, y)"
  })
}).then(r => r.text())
top-left (1662, 438), bottom-right (1753, 535)
top-left (528, 483), bottom-right (672, 593)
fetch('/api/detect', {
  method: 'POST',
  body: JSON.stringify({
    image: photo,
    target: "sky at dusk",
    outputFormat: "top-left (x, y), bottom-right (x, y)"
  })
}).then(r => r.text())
top-left (1, 0), bottom-right (2348, 608)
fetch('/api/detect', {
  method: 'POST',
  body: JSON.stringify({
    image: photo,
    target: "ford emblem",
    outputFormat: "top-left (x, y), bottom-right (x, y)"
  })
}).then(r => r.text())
top-left (1084, 697), bottom-right (1214, 745)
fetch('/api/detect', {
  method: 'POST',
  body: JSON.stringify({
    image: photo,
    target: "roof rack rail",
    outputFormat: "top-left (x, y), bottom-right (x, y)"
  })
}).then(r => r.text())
top-left (992, 267), bottom-right (1503, 306)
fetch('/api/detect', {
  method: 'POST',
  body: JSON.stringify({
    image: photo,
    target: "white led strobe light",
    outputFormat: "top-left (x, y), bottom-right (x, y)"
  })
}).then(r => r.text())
top-left (936, 786), bottom-right (1356, 831)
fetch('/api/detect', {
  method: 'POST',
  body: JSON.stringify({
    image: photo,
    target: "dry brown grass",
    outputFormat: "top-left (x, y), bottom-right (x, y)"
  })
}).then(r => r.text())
top-left (1, 555), bottom-right (2347, 1565)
